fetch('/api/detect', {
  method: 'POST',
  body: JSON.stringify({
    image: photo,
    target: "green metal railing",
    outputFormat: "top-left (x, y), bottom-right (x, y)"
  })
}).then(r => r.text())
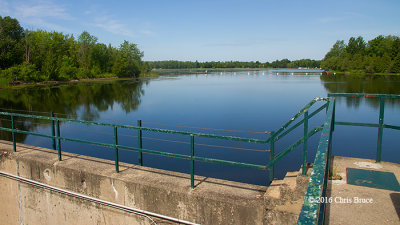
top-left (297, 93), bottom-right (400, 225)
top-left (297, 97), bottom-right (335, 225)
top-left (328, 93), bottom-right (400, 162)
top-left (0, 97), bottom-right (330, 188)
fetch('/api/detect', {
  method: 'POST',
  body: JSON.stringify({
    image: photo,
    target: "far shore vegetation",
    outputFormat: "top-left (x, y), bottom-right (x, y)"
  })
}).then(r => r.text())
top-left (1, 15), bottom-right (400, 88)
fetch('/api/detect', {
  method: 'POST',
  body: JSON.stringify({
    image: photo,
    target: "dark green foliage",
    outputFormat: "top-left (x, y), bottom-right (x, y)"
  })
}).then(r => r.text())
top-left (1, 62), bottom-right (41, 82)
top-left (149, 58), bottom-right (321, 69)
top-left (322, 35), bottom-right (400, 74)
top-left (0, 16), bottom-right (146, 86)
top-left (112, 41), bottom-right (143, 77)
top-left (0, 16), bottom-right (24, 69)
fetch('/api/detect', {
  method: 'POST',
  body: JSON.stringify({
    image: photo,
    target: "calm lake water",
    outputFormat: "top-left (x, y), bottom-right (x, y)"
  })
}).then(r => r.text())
top-left (0, 70), bottom-right (399, 186)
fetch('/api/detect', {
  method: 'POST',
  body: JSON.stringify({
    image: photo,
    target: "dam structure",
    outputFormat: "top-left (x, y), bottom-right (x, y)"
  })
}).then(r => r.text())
top-left (0, 93), bottom-right (399, 224)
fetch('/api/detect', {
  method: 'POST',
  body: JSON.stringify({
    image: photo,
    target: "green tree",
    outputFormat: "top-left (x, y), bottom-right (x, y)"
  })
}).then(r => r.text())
top-left (346, 36), bottom-right (366, 56)
top-left (77, 31), bottom-right (98, 70)
top-left (391, 54), bottom-right (400, 73)
top-left (0, 16), bottom-right (24, 69)
top-left (112, 41), bottom-right (143, 77)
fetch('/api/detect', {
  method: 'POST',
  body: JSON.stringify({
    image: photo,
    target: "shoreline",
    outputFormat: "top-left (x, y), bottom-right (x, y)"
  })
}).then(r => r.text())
top-left (1, 73), bottom-right (159, 89)
top-left (330, 71), bottom-right (400, 76)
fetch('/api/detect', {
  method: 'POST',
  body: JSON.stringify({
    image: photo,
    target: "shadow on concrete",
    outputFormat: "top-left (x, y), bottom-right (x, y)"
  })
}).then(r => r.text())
top-left (390, 193), bottom-right (400, 221)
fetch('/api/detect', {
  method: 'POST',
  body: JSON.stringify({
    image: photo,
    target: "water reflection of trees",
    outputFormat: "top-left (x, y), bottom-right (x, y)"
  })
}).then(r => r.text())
top-left (321, 74), bottom-right (400, 109)
top-left (0, 78), bottom-right (146, 142)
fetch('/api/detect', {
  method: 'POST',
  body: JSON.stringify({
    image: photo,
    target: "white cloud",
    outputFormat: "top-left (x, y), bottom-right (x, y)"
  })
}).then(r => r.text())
top-left (93, 17), bottom-right (136, 38)
top-left (91, 14), bottom-right (155, 39)
top-left (0, 0), bottom-right (10, 14)
top-left (15, 1), bottom-right (70, 19)
top-left (2, 0), bottom-right (73, 31)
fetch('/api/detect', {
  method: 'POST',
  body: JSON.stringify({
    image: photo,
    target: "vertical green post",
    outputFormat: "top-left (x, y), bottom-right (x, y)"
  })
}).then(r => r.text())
top-left (302, 110), bottom-right (309, 175)
top-left (56, 120), bottom-right (62, 161)
top-left (114, 126), bottom-right (119, 173)
top-left (190, 134), bottom-right (195, 189)
top-left (269, 132), bottom-right (275, 184)
top-left (331, 99), bottom-right (336, 132)
top-left (137, 120), bottom-right (143, 166)
top-left (11, 115), bottom-right (16, 152)
top-left (376, 97), bottom-right (385, 163)
top-left (51, 112), bottom-right (56, 150)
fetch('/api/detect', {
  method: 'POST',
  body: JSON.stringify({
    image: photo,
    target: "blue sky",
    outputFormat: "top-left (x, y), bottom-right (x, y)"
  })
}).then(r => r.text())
top-left (1, 0), bottom-right (399, 61)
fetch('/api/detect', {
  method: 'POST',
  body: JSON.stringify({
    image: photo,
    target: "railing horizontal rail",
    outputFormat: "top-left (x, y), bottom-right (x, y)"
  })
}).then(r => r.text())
top-left (335, 121), bottom-right (400, 130)
top-left (0, 124), bottom-right (267, 171)
top-left (275, 103), bottom-right (328, 141)
top-left (0, 111), bottom-right (267, 144)
top-left (385, 124), bottom-right (400, 131)
top-left (269, 97), bottom-right (328, 142)
top-left (267, 126), bottom-right (323, 169)
top-left (335, 121), bottom-right (379, 128)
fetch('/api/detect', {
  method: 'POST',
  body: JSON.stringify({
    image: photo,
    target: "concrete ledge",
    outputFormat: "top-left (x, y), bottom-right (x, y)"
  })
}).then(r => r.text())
top-left (0, 140), bottom-right (267, 225)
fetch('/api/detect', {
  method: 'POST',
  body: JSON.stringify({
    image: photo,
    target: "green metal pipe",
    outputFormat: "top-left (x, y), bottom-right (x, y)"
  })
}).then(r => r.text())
top-left (272, 98), bottom-right (328, 140)
top-left (269, 132), bottom-right (275, 184)
top-left (114, 126), bottom-right (119, 173)
top-left (190, 134), bottom-right (195, 189)
top-left (275, 102), bottom-right (327, 142)
top-left (0, 111), bottom-right (268, 144)
top-left (376, 97), bottom-right (385, 163)
top-left (43, 134), bottom-right (267, 170)
top-left (297, 98), bottom-right (335, 225)
top-left (56, 120), bottom-right (62, 161)
top-left (267, 126), bottom-right (323, 168)
top-left (137, 120), bottom-right (143, 166)
top-left (334, 121), bottom-right (379, 128)
top-left (51, 112), bottom-right (56, 150)
top-left (384, 124), bottom-right (400, 130)
top-left (302, 110), bottom-right (309, 176)
top-left (11, 115), bottom-right (16, 152)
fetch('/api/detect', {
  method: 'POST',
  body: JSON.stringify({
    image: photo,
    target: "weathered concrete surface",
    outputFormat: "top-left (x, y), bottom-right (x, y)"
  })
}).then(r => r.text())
top-left (0, 140), bottom-right (271, 225)
top-left (264, 165), bottom-right (311, 225)
top-left (326, 156), bottom-right (400, 225)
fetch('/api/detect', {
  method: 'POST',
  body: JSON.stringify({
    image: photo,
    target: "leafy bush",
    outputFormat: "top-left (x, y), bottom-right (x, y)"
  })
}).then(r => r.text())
top-left (0, 62), bottom-right (42, 82)
top-left (59, 56), bottom-right (78, 80)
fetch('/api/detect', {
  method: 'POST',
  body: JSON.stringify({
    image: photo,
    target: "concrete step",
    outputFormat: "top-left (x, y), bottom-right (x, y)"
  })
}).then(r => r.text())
top-left (264, 164), bottom-right (313, 225)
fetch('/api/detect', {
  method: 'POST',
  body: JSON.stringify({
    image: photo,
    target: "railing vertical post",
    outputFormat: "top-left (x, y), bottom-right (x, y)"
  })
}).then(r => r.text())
top-left (137, 120), bottom-right (143, 166)
top-left (56, 120), bottom-right (62, 161)
top-left (11, 115), bottom-right (16, 152)
top-left (269, 132), bottom-right (275, 184)
top-left (376, 97), bottom-right (385, 163)
top-left (302, 110), bottom-right (309, 175)
top-left (190, 134), bottom-right (195, 189)
top-left (50, 112), bottom-right (56, 150)
top-left (114, 126), bottom-right (119, 173)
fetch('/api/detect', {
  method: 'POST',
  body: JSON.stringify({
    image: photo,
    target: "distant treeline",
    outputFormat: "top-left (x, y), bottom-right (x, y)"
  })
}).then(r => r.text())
top-left (2, 15), bottom-right (400, 87)
top-left (0, 16), bottom-right (151, 86)
top-left (148, 58), bottom-right (321, 69)
top-left (321, 35), bottom-right (400, 74)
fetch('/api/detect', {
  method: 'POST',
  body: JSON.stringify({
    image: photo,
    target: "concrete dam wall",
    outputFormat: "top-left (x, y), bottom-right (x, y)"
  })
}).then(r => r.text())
top-left (0, 140), bottom-right (309, 224)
